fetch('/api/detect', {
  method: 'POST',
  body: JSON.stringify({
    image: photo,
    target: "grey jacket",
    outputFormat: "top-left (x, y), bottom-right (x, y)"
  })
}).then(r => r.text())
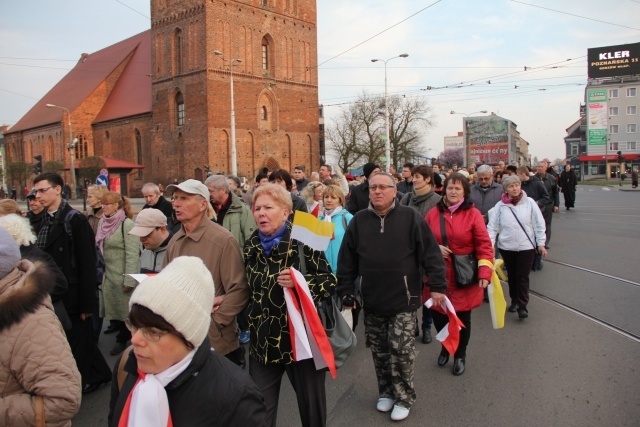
top-left (470, 182), bottom-right (503, 219)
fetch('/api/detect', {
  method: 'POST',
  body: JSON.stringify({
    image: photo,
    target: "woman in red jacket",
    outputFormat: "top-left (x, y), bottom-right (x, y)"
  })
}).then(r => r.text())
top-left (425, 172), bottom-right (494, 376)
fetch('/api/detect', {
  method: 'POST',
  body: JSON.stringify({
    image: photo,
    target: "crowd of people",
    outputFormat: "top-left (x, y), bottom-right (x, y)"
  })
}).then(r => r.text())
top-left (0, 158), bottom-right (578, 425)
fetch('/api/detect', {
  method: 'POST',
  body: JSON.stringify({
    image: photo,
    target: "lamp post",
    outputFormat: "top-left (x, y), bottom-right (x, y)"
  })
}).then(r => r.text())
top-left (46, 103), bottom-right (77, 199)
top-left (214, 50), bottom-right (243, 177)
top-left (371, 53), bottom-right (409, 172)
top-left (450, 110), bottom-right (488, 167)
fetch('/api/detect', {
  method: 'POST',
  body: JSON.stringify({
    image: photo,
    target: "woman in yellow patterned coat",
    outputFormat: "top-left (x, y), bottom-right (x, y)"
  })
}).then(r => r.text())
top-left (244, 183), bottom-right (336, 427)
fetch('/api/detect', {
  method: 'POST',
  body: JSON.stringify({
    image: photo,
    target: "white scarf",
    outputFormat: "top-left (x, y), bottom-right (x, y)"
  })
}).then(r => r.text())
top-left (128, 348), bottom-right (197, 427)
top-left (322, 206), bottom-right (343, 223)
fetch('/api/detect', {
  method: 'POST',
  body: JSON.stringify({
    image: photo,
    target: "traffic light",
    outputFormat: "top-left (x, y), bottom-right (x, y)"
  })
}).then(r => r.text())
top-left (617, 151), bottom-right (623, 164)
top-left (33, 155), bottom-right (43, 175)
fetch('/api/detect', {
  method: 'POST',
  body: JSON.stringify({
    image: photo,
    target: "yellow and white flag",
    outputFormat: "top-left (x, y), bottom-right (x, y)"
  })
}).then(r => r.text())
top-left (290, 211), bottom-right (335, 251)
top-left (479, 259), bottom-right (507, 329)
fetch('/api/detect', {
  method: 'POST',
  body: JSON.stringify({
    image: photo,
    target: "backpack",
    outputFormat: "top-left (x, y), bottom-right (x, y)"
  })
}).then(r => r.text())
top-left (64, 209), bottom-right (106, 285)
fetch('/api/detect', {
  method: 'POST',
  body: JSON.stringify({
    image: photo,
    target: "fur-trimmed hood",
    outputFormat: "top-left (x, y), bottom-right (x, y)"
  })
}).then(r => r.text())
top-left (0, 259), bottom-right (53, 332)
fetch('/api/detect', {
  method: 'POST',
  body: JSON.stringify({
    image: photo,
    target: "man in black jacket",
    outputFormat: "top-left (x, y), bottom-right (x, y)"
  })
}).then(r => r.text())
top-left (345, 162), bottom-right (381, 214)
top-left (338, 172), bottom-right (446, 422)
top-left (396, 162), bottom-right (414, 194)
top-left (33, 172), bottom-right (111, 394)
top-left (535, 161), bottom-right (559, 247)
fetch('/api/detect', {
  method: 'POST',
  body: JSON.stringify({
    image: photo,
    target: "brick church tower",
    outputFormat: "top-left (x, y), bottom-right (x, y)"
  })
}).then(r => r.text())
top-left (150, 0), bottom-right (319, 183)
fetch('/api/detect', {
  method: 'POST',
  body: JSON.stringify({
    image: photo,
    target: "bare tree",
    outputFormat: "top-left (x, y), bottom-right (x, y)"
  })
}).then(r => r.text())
top-left (327, 91), bottom-right (434, 171)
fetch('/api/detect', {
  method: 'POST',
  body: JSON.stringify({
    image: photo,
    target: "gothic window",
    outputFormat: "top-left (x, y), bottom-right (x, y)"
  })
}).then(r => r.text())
top-left (173, 29), bottom-right (183, 75)
top-left (261, 105), bottom-right (268, 121)
top-left (176, 92), bottom-right (185, 126)
top-left (135, 129), bottom-right (143, 178)
top-left (75, 134), bottom-right (88, 160)
top-left (262, 37), bottom-right (269, 71)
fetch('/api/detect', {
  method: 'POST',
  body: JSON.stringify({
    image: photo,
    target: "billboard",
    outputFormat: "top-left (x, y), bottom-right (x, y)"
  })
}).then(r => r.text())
top-left (466, 118), bottom-right (509, 165)
top-left (588, 42), bottom-right (640, 79)
top-left (586, 89), bottom-right (607, 146)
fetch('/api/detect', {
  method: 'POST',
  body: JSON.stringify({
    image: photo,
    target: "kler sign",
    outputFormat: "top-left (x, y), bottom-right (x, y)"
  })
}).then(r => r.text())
top-left (588, 42), bottom-right (640, 79)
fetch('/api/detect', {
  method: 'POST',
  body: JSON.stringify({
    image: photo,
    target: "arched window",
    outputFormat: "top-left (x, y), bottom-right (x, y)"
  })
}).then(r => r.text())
top-left (173, 29), bottom-right (183, 75)
top-left (135, 129), bottom-right (143, 178)
top-left (176, 92), bottom-right (185, 126)
top-left (75, 134), bottom-right (88, 160)
top-left (105, 130), bottom-right (110, 142)
top-left (261, 105), bottom-right (268, 121)
top-left (261, 36), bottom-right (269, 70)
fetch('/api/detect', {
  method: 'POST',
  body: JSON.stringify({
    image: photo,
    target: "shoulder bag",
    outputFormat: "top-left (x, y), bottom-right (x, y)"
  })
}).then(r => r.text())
top-left (508, 207), bottom-right (543, 271)
top-left (440, 211), bottom-right (478, 287)
top-left (298, 243), bottom-right (357, 368)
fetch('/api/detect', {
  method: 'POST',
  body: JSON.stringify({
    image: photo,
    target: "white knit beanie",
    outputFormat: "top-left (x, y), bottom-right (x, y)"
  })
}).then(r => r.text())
top-left (129, 256), bottom-right (215, 347)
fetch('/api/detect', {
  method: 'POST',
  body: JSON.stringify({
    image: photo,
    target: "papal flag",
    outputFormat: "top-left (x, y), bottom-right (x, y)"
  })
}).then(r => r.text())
top-left (479, 259), bottom-right (507, 329)
top-left (290, 211), bottom-right (335, 251)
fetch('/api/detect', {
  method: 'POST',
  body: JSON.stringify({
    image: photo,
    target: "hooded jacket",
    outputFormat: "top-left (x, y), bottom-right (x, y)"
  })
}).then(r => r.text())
top-left (0, 260), bottom-right (82, 426)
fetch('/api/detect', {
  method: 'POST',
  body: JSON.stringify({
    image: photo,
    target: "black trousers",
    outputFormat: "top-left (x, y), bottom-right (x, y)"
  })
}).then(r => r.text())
top-left (66, 314), bottom-right (112, 386)
top-left (249, 357), bottom-right (326, 427)
top-left (432, 310), bottom-right (472, 358)
top-left (111, 319), bottom-right (131, 344)
top-left (499, 248), bottom-right (536, 309)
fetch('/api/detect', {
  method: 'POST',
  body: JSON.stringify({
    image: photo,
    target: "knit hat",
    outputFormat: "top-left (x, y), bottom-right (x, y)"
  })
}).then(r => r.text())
top-left (129, 256), bottom-right (215, 347)
top-left (363, 162), bottom-right (380, 179)
top-left (0, 227), bottom-right (21, 279)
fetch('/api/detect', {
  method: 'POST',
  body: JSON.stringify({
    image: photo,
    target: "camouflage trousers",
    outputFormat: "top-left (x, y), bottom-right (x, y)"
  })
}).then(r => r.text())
top-left (364, 311), bottom-right (417, 408)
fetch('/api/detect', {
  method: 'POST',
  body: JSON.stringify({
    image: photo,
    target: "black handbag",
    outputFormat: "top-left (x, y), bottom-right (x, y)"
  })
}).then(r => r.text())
top-left (508, 208), bottom-right (543, 271)
top-left (440, 212), bottom-right (478, 287)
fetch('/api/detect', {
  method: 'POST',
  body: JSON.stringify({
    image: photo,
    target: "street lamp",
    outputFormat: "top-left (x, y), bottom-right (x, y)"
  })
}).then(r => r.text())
top-left (214, 50), bottom-right (243, 176)
top-left (46, 103), bottom-right (77, 199)
top-left (371, 53), bottom-right (409, 172)
top-left (450, 110), bottom-right (488, 167)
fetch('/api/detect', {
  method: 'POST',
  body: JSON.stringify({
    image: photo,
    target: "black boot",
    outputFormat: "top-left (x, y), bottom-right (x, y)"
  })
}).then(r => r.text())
top-left (452, 357), bottom-right (466, 376)
top-left (422, 329), bottom-right (432, 344)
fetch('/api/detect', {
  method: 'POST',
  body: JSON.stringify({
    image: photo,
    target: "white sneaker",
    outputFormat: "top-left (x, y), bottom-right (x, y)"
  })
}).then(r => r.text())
top-left (390, 404), bottom-right (410, 421)
top-left (376, 397), bottom-right (395, 412)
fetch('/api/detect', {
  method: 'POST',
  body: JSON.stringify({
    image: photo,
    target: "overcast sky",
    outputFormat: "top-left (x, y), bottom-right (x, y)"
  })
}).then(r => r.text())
top-left (1, 0), bottom-right (638, 163)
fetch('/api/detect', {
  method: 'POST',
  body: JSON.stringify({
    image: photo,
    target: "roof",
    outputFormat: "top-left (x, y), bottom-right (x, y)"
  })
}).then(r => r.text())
top-left (8, 31), bottom-right (151, 133)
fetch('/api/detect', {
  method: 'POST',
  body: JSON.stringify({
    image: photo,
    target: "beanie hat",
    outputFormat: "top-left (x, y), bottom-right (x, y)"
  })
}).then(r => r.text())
top-left (129, 256), bottom-right (215, 347)
top-left (363, 162), bottom-right (380, 179)
top-left (0, 227), bottom-right (21, 279)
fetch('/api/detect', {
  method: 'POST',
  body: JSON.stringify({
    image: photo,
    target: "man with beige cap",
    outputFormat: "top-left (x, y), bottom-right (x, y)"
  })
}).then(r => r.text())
top-left (129, 208), bottom-right (172, 273)
top-left (164, 179), bottom-right (249, 366)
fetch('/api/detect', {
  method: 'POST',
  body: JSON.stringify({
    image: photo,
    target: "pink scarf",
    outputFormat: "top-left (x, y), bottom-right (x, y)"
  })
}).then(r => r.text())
top-left (501, 190), bottom-right (524, 206)
top-left (96, 209), bottom-right (126, 253)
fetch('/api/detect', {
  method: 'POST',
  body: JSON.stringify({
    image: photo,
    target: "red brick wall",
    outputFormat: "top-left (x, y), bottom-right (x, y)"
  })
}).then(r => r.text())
top-left (149, 0), bottom-right (320, 184)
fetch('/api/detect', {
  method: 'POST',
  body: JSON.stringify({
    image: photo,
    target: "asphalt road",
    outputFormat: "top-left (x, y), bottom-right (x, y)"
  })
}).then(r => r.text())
top-left (69, 186), bottom-right (640, 426)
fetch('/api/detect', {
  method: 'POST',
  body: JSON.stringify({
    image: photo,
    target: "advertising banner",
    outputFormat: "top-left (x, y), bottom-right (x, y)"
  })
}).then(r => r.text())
top-left (466, 118), bottom-right (509, 165)
top-left (587, 89), bottom-right (607, 146)
top-left (588, 42), bottom-right (640, 79)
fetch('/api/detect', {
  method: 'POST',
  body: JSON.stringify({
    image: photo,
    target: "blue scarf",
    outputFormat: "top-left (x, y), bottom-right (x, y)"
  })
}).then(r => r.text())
top-left (258, 222), bottom-right (289, 256)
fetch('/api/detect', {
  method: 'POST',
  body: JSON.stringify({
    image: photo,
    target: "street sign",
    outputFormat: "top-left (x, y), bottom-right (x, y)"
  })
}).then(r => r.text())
top-left (96, 175), bottom-right (108, 186)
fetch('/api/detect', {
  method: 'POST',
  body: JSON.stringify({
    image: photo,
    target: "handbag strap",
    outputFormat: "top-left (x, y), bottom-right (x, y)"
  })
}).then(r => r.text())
top-left (34, 395), bottom-right (45, 427)
top-left (439, 211), bottom-right (448, 247)
top-left (508, 207), bottom-right (538, 252)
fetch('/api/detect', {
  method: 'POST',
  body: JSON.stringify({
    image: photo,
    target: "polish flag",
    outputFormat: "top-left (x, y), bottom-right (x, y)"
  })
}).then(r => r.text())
top-left (425, 296), bottom-right (466, 356)
top-left (284, 267), bottom-right (337, 378)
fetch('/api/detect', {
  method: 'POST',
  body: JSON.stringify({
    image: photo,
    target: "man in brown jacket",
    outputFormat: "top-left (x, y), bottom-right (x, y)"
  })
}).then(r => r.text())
top-left (164, 179), bottom-right (250, 366)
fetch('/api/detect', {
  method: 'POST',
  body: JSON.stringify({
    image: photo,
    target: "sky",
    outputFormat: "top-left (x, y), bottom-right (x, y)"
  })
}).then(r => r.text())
top-left (1, 0), bottom-right (639, 164)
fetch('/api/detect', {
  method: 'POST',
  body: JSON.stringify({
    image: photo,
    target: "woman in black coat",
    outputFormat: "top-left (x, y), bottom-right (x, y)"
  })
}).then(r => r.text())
top-left (559, 164), bottom-right (577, 210)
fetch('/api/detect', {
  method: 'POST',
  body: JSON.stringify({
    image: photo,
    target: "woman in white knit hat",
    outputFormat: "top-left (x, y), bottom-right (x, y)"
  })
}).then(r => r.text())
top-left (108, 256), bottom-right (266, 426)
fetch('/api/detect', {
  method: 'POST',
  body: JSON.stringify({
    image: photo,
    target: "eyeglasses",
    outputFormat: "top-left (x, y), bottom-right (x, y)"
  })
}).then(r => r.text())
top-left (477, 177), bottom-right (492, 181)
top-left (124, 318), bottom-right (168, 342)
top-left (369, 184), bottom-right (396, 192)
top-left (34, 186), bottom-right (52, 194)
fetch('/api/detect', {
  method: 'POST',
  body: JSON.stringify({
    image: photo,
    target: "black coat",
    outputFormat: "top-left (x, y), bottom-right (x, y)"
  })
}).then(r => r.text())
top-left (521, 177), bottom-right (551, 209)
top-left (143, 195), bottom-right (174, 221)
top-left (109, 339), bottom-right (266, 426)
top-left (345, 181), bottom-right (370, 214)
top-left (39, 203), bottom-right (98, 315)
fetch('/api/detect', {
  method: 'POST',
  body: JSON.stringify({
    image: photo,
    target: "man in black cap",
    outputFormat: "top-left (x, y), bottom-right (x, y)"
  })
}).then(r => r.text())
top-left (346, 162), bottom-right (381, 214)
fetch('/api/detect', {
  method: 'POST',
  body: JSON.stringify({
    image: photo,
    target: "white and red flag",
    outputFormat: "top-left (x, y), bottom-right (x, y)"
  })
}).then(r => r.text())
top-left (425, 296), bottom-right (466, 356)
top-left (283, 267), bottom-right (337, 378)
